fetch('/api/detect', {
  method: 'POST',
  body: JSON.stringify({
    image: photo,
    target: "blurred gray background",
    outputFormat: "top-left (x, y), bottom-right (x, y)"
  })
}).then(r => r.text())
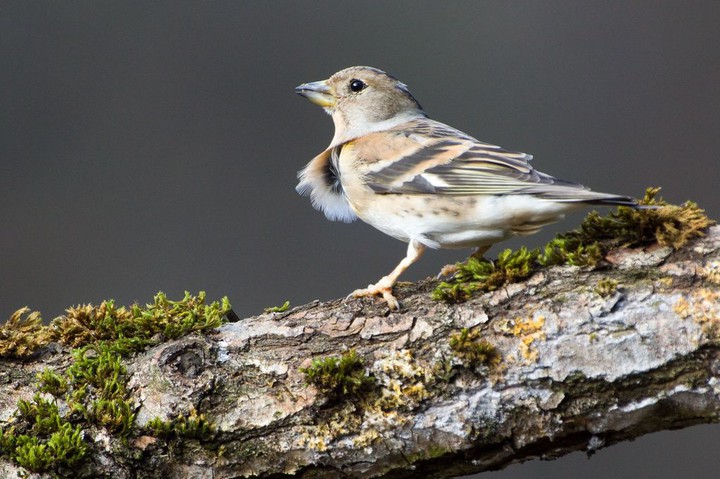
top-left (2, 2), bottom-right (719, 477)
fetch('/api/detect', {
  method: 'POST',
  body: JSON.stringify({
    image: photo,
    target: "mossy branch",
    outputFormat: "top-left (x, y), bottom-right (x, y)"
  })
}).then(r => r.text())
top-left (0, 291), bottom-right (231, 475)
top-left (0, 189), bottom-right (718, 479)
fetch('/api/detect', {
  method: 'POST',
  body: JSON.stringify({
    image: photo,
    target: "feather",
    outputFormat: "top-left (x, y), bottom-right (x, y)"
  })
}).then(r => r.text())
top-left (360, 118), bottom-right (634, 205)
top-left (296, 146), bottom-right (357, 222)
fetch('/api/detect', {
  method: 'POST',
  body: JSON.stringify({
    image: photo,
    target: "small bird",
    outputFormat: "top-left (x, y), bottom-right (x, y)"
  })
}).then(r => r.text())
top-left (295, 66), bottom-right (636, 310)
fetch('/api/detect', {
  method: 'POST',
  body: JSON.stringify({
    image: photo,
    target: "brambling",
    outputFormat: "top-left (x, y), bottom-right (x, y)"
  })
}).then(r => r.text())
top-left (295, 66), bottom-right (636, 310)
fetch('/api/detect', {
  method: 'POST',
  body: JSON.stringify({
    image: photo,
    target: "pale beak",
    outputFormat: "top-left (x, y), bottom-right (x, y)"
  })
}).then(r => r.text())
top-left (295, 80), bottom-right (335, 108)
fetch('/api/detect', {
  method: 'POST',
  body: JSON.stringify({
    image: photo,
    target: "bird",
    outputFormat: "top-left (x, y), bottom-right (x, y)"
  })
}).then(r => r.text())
top-left (295, 66), bottom-right (636, 310)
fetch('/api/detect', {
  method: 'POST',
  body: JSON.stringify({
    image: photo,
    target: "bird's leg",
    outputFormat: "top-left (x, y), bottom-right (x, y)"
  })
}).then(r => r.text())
top-left (470, 244), bottom-right (492, 260)
top-left (437, 245), bottom-right (492, 278)
top-left (350, 240), bottom-right (426, 310)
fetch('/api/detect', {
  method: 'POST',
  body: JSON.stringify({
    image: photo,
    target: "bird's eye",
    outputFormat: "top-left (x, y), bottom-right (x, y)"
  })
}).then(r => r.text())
top-left (349, 79), bottom-right (366, 92)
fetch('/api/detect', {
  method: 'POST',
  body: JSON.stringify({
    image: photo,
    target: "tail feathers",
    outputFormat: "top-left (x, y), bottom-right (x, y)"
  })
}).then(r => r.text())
top-left (517, 185), bottom-right (639, 207)
top-left (583, 196), bottom-right (660, 210)
top-left (581, 195), bottom-right (639, 207)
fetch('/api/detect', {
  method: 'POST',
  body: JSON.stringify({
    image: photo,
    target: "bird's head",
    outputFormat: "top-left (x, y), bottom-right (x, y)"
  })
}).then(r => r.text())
top-left (296, 66), bottom-right (426, 145)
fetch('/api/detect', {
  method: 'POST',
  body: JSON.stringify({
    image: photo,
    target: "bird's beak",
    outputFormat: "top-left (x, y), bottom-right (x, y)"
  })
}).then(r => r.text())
top-left (295, 80), bottom-right (335, 108)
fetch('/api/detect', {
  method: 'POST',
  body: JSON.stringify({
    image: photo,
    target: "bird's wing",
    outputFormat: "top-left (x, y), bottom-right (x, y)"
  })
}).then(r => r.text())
top-left (358, 118), bottom-right (590, 198)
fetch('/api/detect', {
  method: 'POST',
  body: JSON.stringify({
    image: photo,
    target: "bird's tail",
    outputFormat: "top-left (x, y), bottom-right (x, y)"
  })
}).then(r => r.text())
top-left (581, 195), bottom-right (639, 207)
top-left (519, 185), bottom-right (640, 207)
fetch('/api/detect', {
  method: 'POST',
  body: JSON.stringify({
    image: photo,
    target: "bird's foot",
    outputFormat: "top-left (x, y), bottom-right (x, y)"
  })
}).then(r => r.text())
top-left (438, 246), bottom-right (493, 279)
top-left (347, 276), bottom-right (400, 310)
top-left (437, 263), bottom-right (460, 278)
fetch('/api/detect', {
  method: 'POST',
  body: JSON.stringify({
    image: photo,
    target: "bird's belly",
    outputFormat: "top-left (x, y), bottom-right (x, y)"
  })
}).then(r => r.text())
top-left (352, 194), bottom-right (581, 249)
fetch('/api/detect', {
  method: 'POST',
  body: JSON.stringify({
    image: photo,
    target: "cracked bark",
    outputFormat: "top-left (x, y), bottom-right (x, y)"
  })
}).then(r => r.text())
top-left (2, 226), bottom-right (720, 479)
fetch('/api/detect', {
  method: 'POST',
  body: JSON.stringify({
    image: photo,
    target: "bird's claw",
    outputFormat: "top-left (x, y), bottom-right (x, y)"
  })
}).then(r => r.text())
top-left (346, 282), bottom-right (400, 310)
top-left (437, 263), bottom-right (460, 279)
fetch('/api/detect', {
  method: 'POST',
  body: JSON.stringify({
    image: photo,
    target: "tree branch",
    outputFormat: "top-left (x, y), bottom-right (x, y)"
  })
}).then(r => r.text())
top-left (2, 226), bottom-right (720, 479)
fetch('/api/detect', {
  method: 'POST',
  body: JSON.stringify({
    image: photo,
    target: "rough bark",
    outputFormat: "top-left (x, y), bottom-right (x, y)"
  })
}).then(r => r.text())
top-left (2, 226), bottom-right (720, 479)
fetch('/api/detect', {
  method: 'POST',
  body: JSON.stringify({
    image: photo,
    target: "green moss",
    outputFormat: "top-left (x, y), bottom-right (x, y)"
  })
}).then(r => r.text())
top-left (301, 350), bottom-right (375, 400)
top-left (17, 394), bottom-right (62, 436)
top-left (0, 291), bottom-right (232, 475)
top-left (1, 394), bottom-right (87, 473)
top-left (146, 417), bottom-right (174, 438)
top-left (264, 300), bottom-right (290, 313)
top-left (11, 423), bottom-right (86, 473)
top-left (537, 237), bottom-right (603, 267)
top-left (595, 279), bottom-right (619, 297)
top-left (89, 398), bottom-right (136, 436)
top-left (566, 187), bottom-right (714, 250)
top-left (54, 291), bottom-right (231, 350)
top-left (0, 428), bottom-right (14, 456)
top-left (58, 345), bottom-right (135, 436)
top-left (449, 328), bottom-right (500, 368)
top-left (433, 247), bottom-right (537, 302)
top-left (0, 308), bottom-right (53, 359)
top-left (147, 409), bottom-right (215, 442)
top-left (430, 357), bottom-right (455, 384)
top-left (433, 187), bottom-right (715, 304)
top-left (538, 187), bottom-right (713, 267)
top-left (173, 409), bottom-right (214, 440)
top-left (37, 369), bottom-right (69, 398)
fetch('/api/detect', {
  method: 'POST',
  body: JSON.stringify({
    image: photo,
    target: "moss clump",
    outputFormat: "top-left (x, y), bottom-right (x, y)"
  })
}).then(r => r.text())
top-left (1, 291), bottom-right (231, 359)
top-left (146, 417), bottom-right (174, 438)
top-left (566, 187), bottom-right (714, 250)
top-left (0, 394), bottom-right (87, 473)
top-left (9, 423), bottom-right (86, 473)
top-left (264, 300), bottom-right (290, 313)
top-left (37, 369), bottom-right (69, 397)
top-left (17, 394), bottom-right (63, 436)
top-left (0, 291), bottom-right (232, 475)
top-left (64, 346), bottom-right (137, 436)
top-left (301, 350), bottom-right (375, 400)
top-left (54, 291), bottom-right (231, 350)
top-left (88, 397), bottom-right (135, 436)
top-left (537, 237), bottom-right (603, 267)
top-left (540, 187), bottom-right (713, 265)
top-left (449, 328), bottom-right (500, 367)
top-left (433, 247), bottom-right (536, 303)
top-left (1, 352), bottom-right (131, 472)
top-left (595, 279), bottom-right (619, 297)
top-left (168, 409), bottom-right (214, 440)
top-left (147, 409), bottom-right (214, 442)
top-left (433, 187), bottom-right (714, 304)
top-left (0, 308), bottom-right (53, 359)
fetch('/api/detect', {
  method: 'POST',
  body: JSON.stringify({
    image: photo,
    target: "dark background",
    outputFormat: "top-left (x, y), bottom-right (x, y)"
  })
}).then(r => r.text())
top-left (2, 2), bottom-right (719, 477)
